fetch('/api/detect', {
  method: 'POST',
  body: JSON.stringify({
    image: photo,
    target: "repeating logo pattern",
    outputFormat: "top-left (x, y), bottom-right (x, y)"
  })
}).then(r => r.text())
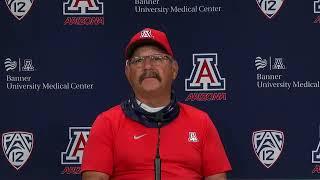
top-left (252, 130), bottom-right (284, 168)
top-left (2, 131), bottom-right (34, 170)
top-left (185, 53), bottom-right (226, 91)
top-left (5, 0), bottom-right (34, 20)
top-left (256, 0), bottom-right (284, 19)
top-left (61, 127), bottom-right (90, 165)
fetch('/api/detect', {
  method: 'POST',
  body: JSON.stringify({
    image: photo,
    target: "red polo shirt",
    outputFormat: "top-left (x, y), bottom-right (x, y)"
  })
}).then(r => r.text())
top-left (81, 103), bottom-right (231, 179)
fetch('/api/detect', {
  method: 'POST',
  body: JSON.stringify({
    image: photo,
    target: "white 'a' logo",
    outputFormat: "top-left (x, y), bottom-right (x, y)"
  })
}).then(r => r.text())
top-left (185, 53), bottom-right (226, 91)
top-left (63, 0), bottom-right (104, 15)
top-left (140, 30), bottom-right (153, 38)
top-left (252, 130), bottom-right (284, 168)
top-left (188, 132), bottom-right (199, 142)
top-left (61, 127), bottom-right (90, 165)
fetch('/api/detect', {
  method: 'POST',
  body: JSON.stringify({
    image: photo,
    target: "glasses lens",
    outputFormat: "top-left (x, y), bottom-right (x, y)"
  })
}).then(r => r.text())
top-left (128, 55), bottom-right (171, 67)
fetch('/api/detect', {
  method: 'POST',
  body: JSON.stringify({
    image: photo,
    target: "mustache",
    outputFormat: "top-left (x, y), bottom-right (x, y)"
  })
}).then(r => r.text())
top-left (139, 70), bottom-right (161, 83)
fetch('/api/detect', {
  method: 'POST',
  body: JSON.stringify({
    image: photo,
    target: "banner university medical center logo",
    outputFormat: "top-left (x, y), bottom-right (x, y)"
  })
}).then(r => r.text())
top-left (256, 0), bottom-right (284, 19)
top-left (4, 57), bottom-right (35, 72)
top-left (61, 127), bottom-right (90, 165)
top-left (5, 0), bottom-right (34, 20)
top-left (2, 131), bottom-right (33, 170)
top-left (252, 130), bottom-right (284, 168)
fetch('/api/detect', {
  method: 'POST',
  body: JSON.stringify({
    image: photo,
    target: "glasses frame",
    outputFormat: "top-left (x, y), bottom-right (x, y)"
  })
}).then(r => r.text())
top-left (126, 54), bottom-right (173, 67)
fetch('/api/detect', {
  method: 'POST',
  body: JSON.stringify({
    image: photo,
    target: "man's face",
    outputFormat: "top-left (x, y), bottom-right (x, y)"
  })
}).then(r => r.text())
top-left (125, 45), bottom-right (178, 95)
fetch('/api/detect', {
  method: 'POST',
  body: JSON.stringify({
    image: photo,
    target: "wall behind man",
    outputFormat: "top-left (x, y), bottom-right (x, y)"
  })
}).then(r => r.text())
top-left (1, 0), bottom-right (320, 179)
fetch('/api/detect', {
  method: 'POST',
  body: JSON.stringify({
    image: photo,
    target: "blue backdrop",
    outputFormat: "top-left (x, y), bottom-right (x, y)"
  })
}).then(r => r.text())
top-left (1, 0), bottom-right (320, 179)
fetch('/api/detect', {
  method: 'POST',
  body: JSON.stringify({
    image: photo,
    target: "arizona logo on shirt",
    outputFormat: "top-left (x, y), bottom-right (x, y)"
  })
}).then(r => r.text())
top-left (185, 53), bottom-right (227, 101)
top-left (61, 127), bottom-right (90, 175)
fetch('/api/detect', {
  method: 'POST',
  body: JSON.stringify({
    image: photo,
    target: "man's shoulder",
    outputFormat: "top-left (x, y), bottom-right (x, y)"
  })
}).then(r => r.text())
top-left (99, 104), bottom-right (124, 118)
top-left (178, 102), bottom-right (208, 117)
top-left (90, 104), bottom-right (127, 130)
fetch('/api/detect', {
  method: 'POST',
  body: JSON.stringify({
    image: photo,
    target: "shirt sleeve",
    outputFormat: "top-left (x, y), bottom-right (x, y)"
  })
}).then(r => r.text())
top-left (81, 113), bottom-right (114, 175)
top-left (201, 113), bottom-right (232, 176)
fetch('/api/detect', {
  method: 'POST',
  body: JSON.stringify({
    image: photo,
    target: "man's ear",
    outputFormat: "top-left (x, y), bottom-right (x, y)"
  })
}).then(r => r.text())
top-left (125, 63), bottom-right (130, 80)
top-left (172, 60), bottom-right (179, 80)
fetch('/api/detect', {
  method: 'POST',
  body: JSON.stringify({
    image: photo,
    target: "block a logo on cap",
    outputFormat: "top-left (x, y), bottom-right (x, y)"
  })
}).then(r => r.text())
top-left (61, 127), bottom-right (90, 165)
top-left (63, 0), bottom-right (104, 15)
top-left (256, 0), bottom-right (284, 19)
top-left (5, 0), bottom-right (34, 20)
top-left (252, 130), bottom-right (284, 168)
top-left (185, 53), bottom-right (226, 91)
top-left (2, 131), bottom-right (34, 170)
top-left (140, 29), bottom-right (153, 38)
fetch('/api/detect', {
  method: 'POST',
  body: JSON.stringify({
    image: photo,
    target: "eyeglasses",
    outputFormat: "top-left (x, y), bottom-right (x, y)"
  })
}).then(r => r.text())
top-left (126, 54), bottom-right (173, 67)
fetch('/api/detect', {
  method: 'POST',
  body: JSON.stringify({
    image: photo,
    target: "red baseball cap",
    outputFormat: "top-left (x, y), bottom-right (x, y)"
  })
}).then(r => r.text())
top-left (125, 28), bottom-right (174, 59)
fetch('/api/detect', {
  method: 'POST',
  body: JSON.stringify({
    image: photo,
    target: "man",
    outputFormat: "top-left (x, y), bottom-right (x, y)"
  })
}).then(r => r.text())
top-left (81, 28), bottom-right (232, 180)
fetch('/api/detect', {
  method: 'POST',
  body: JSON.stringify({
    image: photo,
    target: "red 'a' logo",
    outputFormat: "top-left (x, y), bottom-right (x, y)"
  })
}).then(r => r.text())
top-left (63, 0), bottom-right (104, 15)
top-left (185, 53), bottom-right (226, 91)
top-left (61, 127), bottom-right (90, 165)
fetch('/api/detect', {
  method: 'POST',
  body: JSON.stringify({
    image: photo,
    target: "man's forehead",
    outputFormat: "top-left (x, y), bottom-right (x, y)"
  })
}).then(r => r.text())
top-left (132, 45), bottom-right (167, 57)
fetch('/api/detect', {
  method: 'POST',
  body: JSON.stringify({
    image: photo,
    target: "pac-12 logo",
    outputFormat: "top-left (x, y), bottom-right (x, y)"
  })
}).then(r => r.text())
top-left (2, 131), bottom-right (34, 170)
top-left (61, 127), bottom-right (90, 165)
top-left (5, 0), bottom-right (34, 20)
top-left (63, 0), bottom-right (104, 15)
top-left (252, 130), bottom-right (284, 168)
top-left (185, 53), bottom-right (225, 91)
top-left (256, 0), bottom-right (284, 19)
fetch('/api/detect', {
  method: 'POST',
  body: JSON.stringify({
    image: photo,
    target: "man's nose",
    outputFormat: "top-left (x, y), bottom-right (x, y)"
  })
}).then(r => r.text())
top-left (142, 58), bottom-right (153, 69)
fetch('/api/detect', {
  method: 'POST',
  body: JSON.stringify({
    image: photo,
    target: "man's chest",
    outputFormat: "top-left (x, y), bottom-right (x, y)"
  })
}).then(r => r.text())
top-left (113, 122), bottom-right (203, 172)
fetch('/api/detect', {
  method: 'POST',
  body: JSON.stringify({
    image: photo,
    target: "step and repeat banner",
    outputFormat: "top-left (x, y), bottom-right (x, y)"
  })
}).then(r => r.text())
top-left (1, 0), bottom-right (320, 179)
